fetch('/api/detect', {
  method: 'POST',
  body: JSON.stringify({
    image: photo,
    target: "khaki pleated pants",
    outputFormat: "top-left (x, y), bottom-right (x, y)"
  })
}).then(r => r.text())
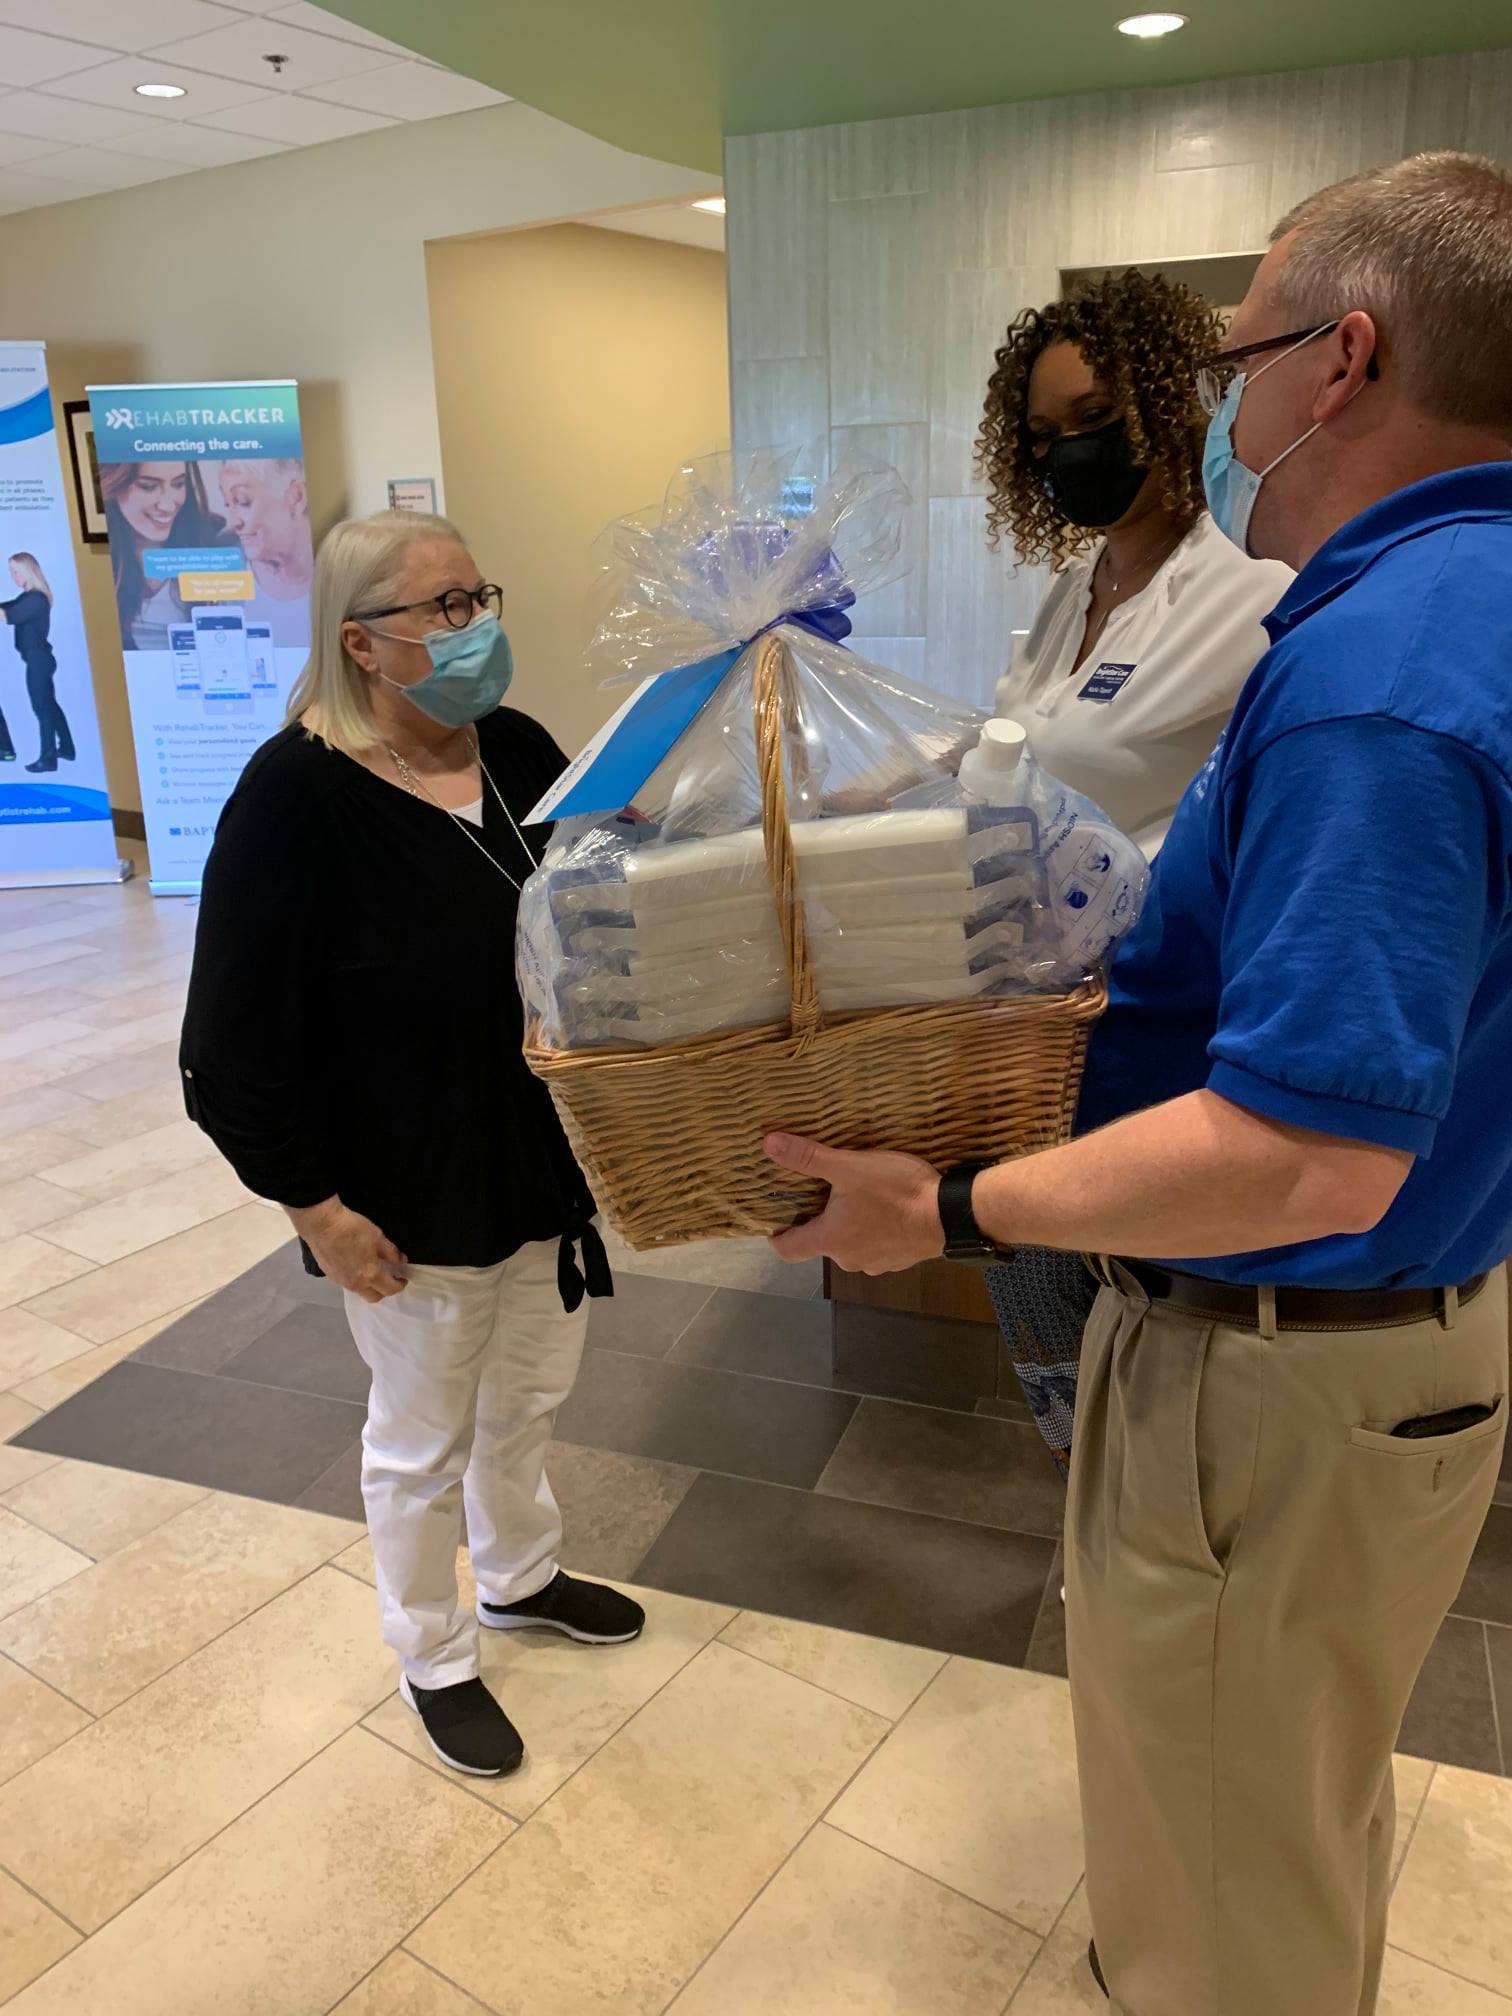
top-left (1065, 1262), bottom-right (1507, 2016)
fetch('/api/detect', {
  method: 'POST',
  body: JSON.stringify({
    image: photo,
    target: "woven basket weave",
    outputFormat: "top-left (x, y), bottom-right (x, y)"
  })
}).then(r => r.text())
top-left (525, 633), bottom-right (1106, 1250)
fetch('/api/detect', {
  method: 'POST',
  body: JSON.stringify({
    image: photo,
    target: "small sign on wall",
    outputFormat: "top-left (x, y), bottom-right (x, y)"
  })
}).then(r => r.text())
top-left (387, 478), bottom-right (437, 514)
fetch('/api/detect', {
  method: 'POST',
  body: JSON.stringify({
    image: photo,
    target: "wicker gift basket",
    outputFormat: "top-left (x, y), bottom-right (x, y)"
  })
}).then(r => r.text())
top-left (525, 628), bottom-right (1106, 1249)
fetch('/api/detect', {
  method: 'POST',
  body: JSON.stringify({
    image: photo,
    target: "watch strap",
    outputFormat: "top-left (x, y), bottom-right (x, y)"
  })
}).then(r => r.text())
top-left (938, 1162), bottom-right (1009, 1263)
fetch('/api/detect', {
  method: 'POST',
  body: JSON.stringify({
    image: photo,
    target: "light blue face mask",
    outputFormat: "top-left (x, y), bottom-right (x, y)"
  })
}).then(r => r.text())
top-left (372, 612), bottom-right (514, 727)
top-left (1203, 324), bottom-right (1342, 554)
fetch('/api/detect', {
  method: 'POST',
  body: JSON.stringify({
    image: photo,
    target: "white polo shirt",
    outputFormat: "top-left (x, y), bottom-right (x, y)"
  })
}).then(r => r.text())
top-left (994, 512), bottom-right (1293, 857)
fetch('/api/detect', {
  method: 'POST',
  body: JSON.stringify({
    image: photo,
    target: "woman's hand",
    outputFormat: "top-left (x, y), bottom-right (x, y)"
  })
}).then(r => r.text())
top-left (285, 1196), bottom-right (408, 1303)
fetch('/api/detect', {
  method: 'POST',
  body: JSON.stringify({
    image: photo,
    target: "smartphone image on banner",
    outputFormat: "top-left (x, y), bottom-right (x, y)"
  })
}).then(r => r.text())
top-left (246, 622), bottom-right (277, 695)
top-left (168, 623), bottom-right (201, 694)
top-left (193, 605), bottom-right (253, 715)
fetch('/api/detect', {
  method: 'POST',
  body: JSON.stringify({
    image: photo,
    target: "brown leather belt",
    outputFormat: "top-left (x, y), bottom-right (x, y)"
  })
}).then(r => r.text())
top-left (1112, 1258), bottom-right (1490, 1334)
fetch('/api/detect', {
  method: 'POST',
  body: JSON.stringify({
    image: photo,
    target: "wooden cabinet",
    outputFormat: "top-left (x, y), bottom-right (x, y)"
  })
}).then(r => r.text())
top-left (825, 1257), bottom-right (997, 1324)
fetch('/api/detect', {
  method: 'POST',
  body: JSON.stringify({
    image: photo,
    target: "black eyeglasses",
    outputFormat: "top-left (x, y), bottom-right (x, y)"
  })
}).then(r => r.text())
top-left (354, 582), bottom-right (503, 629)
top-left (1196, 322), bottom-right (1341, 417)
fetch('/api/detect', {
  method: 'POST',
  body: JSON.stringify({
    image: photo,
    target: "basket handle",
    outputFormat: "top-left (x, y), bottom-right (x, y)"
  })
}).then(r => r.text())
top-left (753, 631), bottom-right (823, 1044)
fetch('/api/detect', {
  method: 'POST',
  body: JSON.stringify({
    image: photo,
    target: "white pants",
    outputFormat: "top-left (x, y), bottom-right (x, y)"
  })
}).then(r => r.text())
top-left (345, 1239), bottom-right (590, 1689)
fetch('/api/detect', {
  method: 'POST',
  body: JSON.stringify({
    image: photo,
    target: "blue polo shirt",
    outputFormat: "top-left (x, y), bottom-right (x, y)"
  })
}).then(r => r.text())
top-left (1077, 463), bottom-right (1512, 1288)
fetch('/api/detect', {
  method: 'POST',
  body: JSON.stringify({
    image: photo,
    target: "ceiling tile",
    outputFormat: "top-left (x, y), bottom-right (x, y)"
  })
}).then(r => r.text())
top-left (22, 144), bottom-right (185, 188)
top-left (44, 57), bottom-right (275, 120)
top-left (105, 119), bottom-right (289, 165)
top-left (197, 92), bottom-right (392, 144)
top-left (310, 60), bottom-right (508, 120)
top-left (0, 0), bottom-right (241, 55)
top-left (0, 89), bottom-right (169, 143)
top-left (0, 164), bottom-right (93, 209)
top-left (0, 131), bottom-right (67, 169)
top-left (146, 15), bottom-right (398, 90)
top-left (0, 24), bottom-right (114, 89)
top-left (268, 3), bottom-right (417, 58)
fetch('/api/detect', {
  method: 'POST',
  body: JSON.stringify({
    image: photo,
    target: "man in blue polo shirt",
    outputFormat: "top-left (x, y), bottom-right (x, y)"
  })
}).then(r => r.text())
top-left (766, 149), bottom-right (1512, 2016)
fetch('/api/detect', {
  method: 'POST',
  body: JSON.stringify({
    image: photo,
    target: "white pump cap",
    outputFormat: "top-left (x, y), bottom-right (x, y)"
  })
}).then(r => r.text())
top-left (958, 716), bottom-right (1029, 802)
top-left (974, 717), bottom-right (1028, 771)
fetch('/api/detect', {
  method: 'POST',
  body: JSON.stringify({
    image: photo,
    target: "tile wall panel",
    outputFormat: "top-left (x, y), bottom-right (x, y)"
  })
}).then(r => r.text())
top-left (827, 193), bottom-right (934, 426)
top-left (830, 423), bottom-right (929, 637)
top-left (928, 266), bottom-right (1061, 499)
top-left (732, 357), bottom-right (830, 464)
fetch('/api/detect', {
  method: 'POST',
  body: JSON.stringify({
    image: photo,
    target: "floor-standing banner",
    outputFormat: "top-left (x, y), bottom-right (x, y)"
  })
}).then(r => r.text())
top-left (86, 380), bottom-right (311, 895)
top-left (0, 343), bottom-right (125, 889)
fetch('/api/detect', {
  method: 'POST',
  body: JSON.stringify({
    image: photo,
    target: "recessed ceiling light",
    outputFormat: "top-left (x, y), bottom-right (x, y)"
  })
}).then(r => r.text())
top-left (135, 80), bottom-right (187, 98)
top-left (1117, 11), bottom-right (1188, 36)
top-left (692, 196), bottom-right (726, 215)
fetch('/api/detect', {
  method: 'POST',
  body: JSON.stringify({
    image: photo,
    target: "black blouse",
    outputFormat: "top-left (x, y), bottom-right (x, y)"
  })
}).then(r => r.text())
top-left (179, 709), bottom-right (607, 1304)
top-left (2, 590), bottom-right (54, 673)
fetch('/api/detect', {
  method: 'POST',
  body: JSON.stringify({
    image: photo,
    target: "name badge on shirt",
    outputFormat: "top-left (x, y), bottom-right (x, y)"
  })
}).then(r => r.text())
top-left (1077, 661), bottom-right (1136, 704)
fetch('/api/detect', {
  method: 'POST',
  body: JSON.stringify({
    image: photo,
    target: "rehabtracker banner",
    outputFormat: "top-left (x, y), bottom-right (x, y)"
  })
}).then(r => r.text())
top-left (88, 379), bottom-right (311, 895)
top-left (0, 343), bottom-right (122, 889)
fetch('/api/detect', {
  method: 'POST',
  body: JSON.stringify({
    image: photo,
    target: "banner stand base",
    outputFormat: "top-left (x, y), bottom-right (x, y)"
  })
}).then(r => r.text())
top-left (0, 857), bottom-right (135, 892)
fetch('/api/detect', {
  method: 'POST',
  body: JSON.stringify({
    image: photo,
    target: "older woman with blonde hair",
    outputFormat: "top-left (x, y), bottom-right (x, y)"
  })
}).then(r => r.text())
top-left (180, 508), bottom-right (637, 1779)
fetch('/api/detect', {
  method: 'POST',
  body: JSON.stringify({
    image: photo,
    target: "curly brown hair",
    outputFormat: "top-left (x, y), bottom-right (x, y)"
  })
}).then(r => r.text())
top-left (975, 270), bottom-right (1223, 568)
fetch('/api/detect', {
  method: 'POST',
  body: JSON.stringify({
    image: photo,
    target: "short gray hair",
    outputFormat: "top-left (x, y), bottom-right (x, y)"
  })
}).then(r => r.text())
top-left (286, 507), bottom-right (464, 754)
top-left (1271, 151), bottom-right (1512, 435)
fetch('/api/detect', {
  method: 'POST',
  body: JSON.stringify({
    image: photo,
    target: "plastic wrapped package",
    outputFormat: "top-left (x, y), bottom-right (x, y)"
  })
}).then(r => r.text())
top-left (521, 800), bottom-right (1063, 1049)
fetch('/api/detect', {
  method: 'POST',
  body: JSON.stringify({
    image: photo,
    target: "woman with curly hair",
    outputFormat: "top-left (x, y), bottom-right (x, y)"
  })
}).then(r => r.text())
top-left (978, 271), bottom-right (1292, 1476)
top-left (981, 269), bottom-right (1291, 855)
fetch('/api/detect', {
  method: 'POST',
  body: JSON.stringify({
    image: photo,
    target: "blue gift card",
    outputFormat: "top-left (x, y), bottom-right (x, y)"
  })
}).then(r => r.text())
top-left (527, 647), bottom-right (740, 824)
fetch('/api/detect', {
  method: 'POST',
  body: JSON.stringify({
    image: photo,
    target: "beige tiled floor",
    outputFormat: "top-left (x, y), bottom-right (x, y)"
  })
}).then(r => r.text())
top-left (1, 864), bottom-right (1510, 2013)
top-left (0, 1466), bottom-right (1505, 2013)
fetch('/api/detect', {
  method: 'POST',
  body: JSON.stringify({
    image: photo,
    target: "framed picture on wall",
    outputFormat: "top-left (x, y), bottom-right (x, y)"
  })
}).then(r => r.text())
top-left (63, 399), bottom-right (109, 545)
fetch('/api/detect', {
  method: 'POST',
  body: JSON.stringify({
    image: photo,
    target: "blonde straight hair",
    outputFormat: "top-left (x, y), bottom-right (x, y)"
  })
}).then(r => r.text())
top-left (286, 508), bottom-right (464, 754)
top-left (8, 552), bottom-right (52, 602)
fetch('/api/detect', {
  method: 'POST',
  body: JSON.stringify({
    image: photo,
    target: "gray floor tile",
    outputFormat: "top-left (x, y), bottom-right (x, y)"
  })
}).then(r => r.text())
top-left (606, 1230), bottom-right (823, 1301)
top-left (831, 1301), bottom-right (998, 1407)
top-left (587, 1273), bottom-right (714, 1361)
top-left (552, 1349), bottom-right (859, 1490)
top-left (1488, 1623), bottom-right (1512, 1776)
top-left (1398, 1614), bottom-right (1502, 1775)
top-left (130, 1242), bottom-right (332, 1375)
top-left (634, 1471), bottom-right (1055, 1665)
top-left (218, 1305), bottom-right (370, 1405)
top-left (293, 1441), bottom-right (365, 1521)
top-left (1455, 1503), bottom-right (1512, 1627)
top-left (976, 1395), bottom-right (1037, 1425)
top-left (668, 1288), bottom-right (835, 1385)
top-left (547, 1440), bottom-right (699, 1580)
top-left (816, 1397), bottom-right (1067, 1538)
top-left (11, 1358), bottom-right (365, 1506)
top-left (1024, 1547), bottom-right (1068, 1680)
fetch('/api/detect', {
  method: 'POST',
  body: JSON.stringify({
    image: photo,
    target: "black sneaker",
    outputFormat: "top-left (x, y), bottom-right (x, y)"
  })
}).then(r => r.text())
top-left (399, 1673), bottom-right (523, 1777)
top-left (1089, 1941), bottom-right (1108, 1998)
top-left (477, 1570), bottom-right (645, 1644)
top-left (25, 757), bottom-right (57, 773)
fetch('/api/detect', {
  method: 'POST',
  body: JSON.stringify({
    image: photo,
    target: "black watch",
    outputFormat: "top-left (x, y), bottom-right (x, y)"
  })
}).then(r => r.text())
top-left (938, 1162), bottom-right (1013, 1265)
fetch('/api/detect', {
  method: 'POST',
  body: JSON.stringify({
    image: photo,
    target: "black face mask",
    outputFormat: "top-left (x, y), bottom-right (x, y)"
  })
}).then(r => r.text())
top-left (1042, 418), bottom-right (1149, 529)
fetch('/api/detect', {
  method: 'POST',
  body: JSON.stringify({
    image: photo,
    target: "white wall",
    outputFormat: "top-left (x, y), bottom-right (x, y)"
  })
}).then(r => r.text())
top-left (724, 48), bottom-right (1512, 708)
top-left (0, 102), bottom-right (716, 811)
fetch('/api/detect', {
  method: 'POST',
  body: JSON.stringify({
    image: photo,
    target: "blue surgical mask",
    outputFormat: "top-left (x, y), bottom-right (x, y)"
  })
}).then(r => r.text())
top-left (375, 613), bottom-right (514, 726)
top-left (1203, 324), bottom-right (1340, 554)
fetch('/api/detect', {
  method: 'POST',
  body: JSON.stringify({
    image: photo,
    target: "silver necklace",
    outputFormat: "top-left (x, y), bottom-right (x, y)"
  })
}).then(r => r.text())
top-left (386, 728), bottom-right (539, 894)
top-left (1097, 525), bottom-right (1183, 598)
